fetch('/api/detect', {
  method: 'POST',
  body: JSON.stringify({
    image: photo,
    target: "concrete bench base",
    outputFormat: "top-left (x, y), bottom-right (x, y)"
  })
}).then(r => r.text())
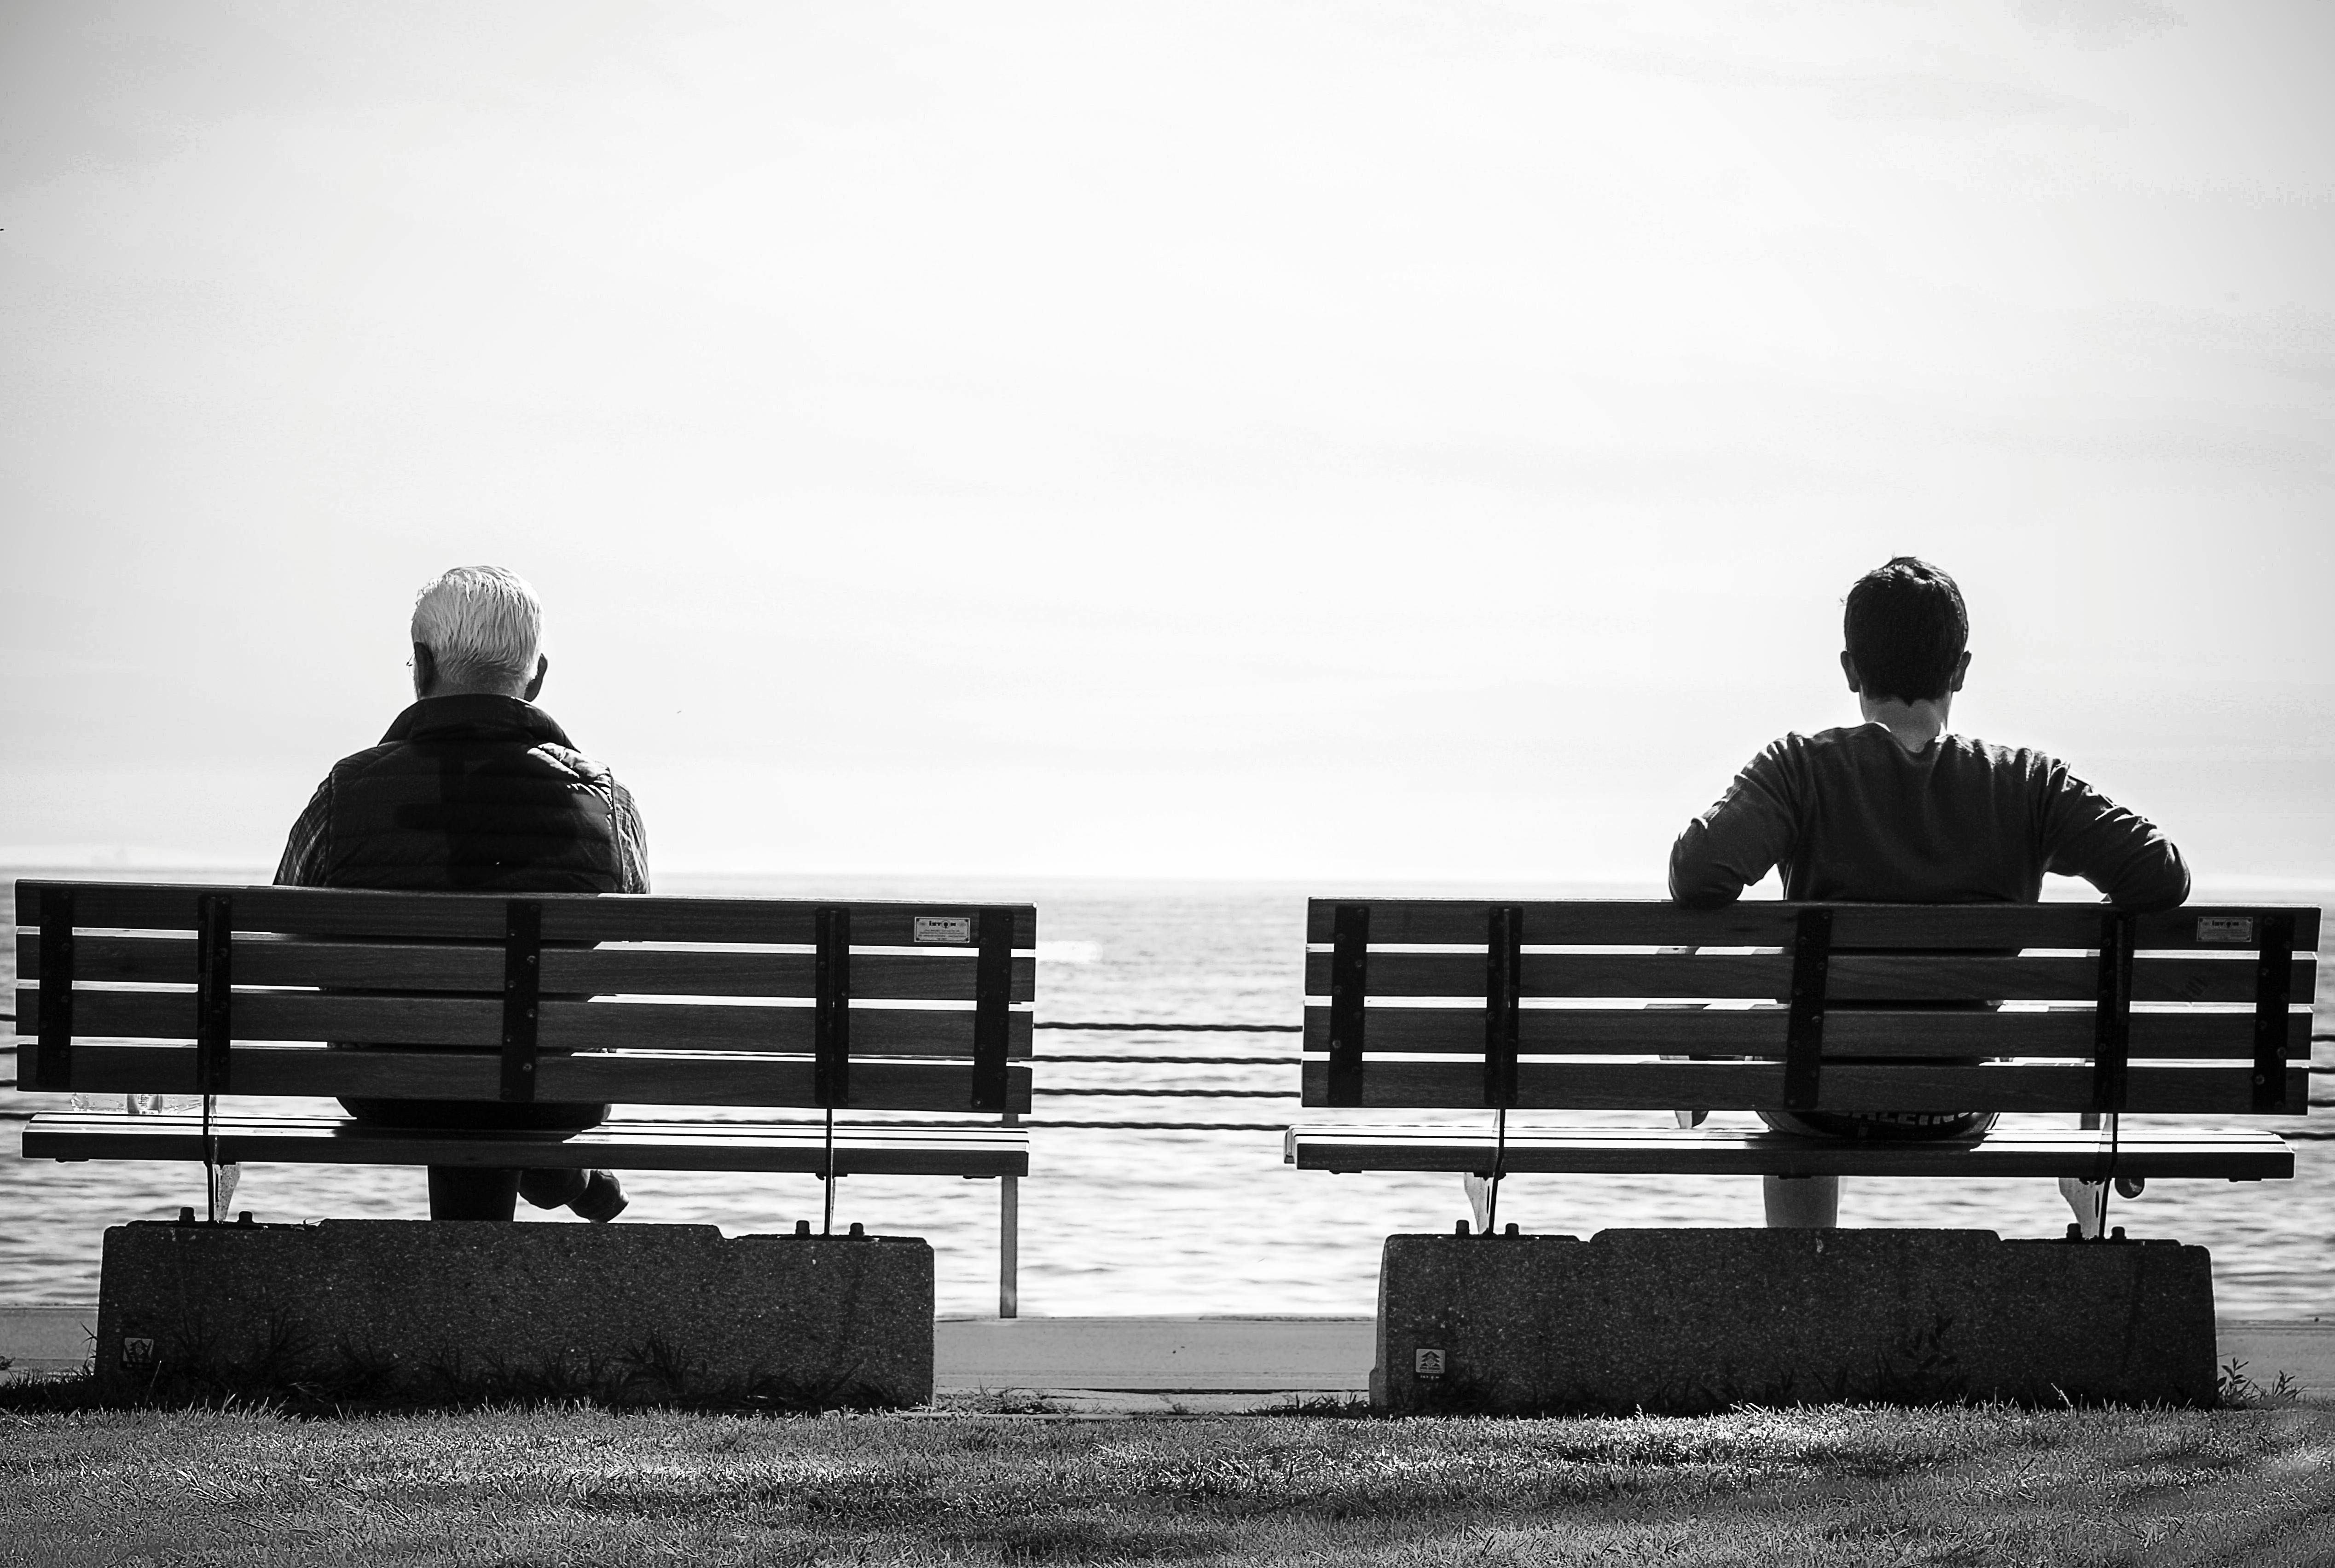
top-left (95, 1219), bottom-right (933, 1408)
top-left (1374, 1228), bottom-right (2217, 1414)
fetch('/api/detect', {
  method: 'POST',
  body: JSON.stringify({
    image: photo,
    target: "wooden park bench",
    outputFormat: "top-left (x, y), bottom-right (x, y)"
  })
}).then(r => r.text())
top-left (14, 880), bottom-right (1035, 1303)
top-left (1286, 899), bottom-right (2314, 1200)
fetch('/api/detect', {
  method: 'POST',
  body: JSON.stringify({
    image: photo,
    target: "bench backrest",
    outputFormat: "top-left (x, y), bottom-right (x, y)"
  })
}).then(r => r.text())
top-left (1303, 900), bottom-right (2318, 1119)
top-left (16, 881), bottom-right (1035, 1115)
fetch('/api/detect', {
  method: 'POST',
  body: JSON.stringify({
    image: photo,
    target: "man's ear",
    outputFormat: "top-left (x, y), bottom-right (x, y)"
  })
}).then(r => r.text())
top-left (1949, 650), bottom-right (1971, 694)
top-left (523, 654), bottom-right (548, 703)
top-left (1839, 651), bottom-right (1861, 694)
top-left (412, 643), bottom-right (438, 700)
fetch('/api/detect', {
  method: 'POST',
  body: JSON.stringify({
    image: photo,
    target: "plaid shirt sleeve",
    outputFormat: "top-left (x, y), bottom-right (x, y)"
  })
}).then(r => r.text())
top-left (607, 777), bottom-right (651, 894)
top-left (538, 744), bottom-right (651, 893)
top-left (274, 775), bottom-right (335, 887)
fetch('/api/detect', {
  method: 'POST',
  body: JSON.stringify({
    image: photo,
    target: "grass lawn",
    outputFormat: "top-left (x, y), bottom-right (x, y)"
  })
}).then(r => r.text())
top-left (2, 1402), bottom-right (2333, 1567)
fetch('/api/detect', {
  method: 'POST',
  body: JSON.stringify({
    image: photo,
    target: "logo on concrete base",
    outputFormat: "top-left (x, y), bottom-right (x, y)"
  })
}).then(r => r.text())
top-left (1414, 1347), bottom-right (1446, 1378)
top-left (122, 1337), bottom-right (155, 1369)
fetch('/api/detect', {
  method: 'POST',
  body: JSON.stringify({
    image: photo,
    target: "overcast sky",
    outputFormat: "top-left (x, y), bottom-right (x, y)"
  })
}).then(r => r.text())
top-left (3, 0), bottom-right (2330, 887)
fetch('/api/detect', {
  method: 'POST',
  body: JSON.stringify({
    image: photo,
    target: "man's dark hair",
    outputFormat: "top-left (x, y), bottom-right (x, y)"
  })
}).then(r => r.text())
top-left (1843, 557), bottom-right (1968, 703)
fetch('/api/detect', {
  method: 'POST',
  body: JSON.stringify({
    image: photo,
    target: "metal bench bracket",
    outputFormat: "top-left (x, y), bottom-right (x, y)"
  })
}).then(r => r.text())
top-left (2092, 910), bottom-right (2133, 1114)
top-left (815, 906), bottom-right (852, 1107)
top-left (33, 886), bottom-right (74, 1092)
top-left (194, 893), bottom-right (233, 1094)
top-left (1484, 904), bottom-right (1522, 1109)
top-left (1783, 907), bottom-right (1831, 1111)
top-left (2254, 909), bottom-right (2295, 1113)
top-left (971, 908), bottom-right (1012, 1112)
top-left (1328, 904), bottom-right (1369, 1108)
top-left (499, 900), bottom-right (541, 1103)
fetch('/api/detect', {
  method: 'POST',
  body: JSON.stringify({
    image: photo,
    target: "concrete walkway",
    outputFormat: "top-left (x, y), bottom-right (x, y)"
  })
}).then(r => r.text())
top-left (1, 1305), bottom-right (93, 1377)
top-left (7, 1306), bottom-right (2327, 1405)
top-left (2218, 1320), bottom-right (2335, 1399)
top-left (936, 1316), bottom-right (1374, 1410)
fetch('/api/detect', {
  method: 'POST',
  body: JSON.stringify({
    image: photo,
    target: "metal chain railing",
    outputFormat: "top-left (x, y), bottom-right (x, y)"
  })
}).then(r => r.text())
top-left (1022, 1020), bottom-right (1301, 1130)
top-left (0, 1013), bottom-right (1315, 1129)
top-left (1034, 1020), bottom-right (1300, 1032)
top-left (7, 1014), bottom-right (2334, 1135)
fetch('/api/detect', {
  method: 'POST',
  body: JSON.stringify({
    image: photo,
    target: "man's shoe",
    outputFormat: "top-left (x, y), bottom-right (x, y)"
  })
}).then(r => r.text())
top-left (571, 1169), bottom-right (628, 1224)
top-left (518, 1168), bottom-right (589, 1211)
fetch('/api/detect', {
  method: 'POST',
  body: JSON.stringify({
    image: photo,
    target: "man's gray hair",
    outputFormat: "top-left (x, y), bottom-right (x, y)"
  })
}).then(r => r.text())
top-left (411, 566), bottom-right (543, 690)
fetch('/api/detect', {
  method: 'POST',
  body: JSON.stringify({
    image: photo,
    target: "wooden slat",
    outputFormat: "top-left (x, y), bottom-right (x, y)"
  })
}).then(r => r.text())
top-left (27, 987), bottom-right (501, 1046)
top-left (544, 1001), bottom-right (1034, 1058)
top-left (543, 949), bottom-right (1035, 1002)
top-left (1305, 950), bottom-right (2317, 1007)
top-left (52, 1043), bottom-right (1034, 1112)
top-left (25, 932), bottom-right (1036, 1003)
top-left (540, 900), bottom-right (1036, 949)
top-left (17, 988), bottom-right (1036, 1059)
top-left (1303, 899), bottom-right (2320, 952)
top-left (1284, 1123), bottom-right (2294, 1180)
top-left (23, 1113), bottom-right (1029, 1177)
top-left (13, 881), bottom-right (1038, 949)
top-left (36, 933), bottom-right (503, 990)
top-left (1298, 1003), bottom-right (2311, 1059)
top-left (17, 882), bottom-right (506, 938)
top-left (1298, 1059), bottom-right (2311, 1115)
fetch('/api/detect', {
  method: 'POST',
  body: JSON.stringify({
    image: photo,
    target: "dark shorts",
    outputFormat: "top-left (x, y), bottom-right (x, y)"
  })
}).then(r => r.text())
top-left (1757, 1109), bottom-right (1998, 1141)
top-left (337, 1097), bottom-right (608, 1131)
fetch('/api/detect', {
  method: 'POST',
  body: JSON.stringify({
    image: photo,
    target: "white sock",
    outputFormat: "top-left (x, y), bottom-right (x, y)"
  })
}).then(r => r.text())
top-left (2057, 1175), bottom-right (2104, 1238)
top-left (1462, 1174), bottom-right (1492, 1233)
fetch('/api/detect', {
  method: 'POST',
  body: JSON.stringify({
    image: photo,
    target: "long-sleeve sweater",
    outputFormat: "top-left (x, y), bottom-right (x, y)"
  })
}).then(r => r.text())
top-left (1670, 724), bottom-right (2189, 911)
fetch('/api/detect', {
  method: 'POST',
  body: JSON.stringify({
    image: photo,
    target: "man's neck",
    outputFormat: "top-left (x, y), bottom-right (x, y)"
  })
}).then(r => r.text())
top-left (414, 683), bottom-right (531, 702)
top-left (1859, 694), bottom-right (1952, 754)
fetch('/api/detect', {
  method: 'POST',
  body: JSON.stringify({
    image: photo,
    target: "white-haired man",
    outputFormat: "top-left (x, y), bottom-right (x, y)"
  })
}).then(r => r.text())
top-left (276, 566), bottom-right (647, 1222)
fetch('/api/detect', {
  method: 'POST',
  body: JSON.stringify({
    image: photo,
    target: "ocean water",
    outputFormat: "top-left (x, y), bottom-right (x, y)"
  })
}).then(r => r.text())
top-left (5, 870), bottom-right (2330, 1320)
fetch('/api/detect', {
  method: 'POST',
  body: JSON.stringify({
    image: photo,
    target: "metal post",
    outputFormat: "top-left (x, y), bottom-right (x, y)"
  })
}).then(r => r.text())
top-left (1000, 1110), bottom-right (1020, 1319)
top-left (823, 1107), bottom-right (836, 1237)
top-left (1486, 1107), bottom-right (1506, 1234)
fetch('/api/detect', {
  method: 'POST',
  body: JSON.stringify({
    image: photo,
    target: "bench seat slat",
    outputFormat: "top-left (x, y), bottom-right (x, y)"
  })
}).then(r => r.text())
top-left (16, 988), bottom-right (1036, 1058)
top-left (28, 933), bottom-right (1037, 1003)
top-left (1300, 1060), bottom-right (2311, 1115)
top-left (1300, 1005), bottom-right (2310, 1059)
top-left (1284, 1123), bottom-right (2294, 1180)
top-left (48, 1043), bottom-right (1034, 1113)
top-left (1304, 951), bottom-right (2315, 1007)
top-left (1303, 900), bottom-right (2320, 952)
top-left (14, 882), bottom-right (1037, 949)
top-left (23, 1113), bottom-right (1029, 1177)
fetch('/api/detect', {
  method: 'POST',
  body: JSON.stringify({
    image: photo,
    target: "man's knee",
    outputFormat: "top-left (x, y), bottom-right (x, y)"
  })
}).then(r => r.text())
top-left (1762, 1173), bottom-right (1839, 1228)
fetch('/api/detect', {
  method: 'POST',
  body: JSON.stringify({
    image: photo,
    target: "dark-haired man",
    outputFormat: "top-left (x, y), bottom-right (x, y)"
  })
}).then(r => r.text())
top-left (1669, 556), bottom-right (2189, 1230)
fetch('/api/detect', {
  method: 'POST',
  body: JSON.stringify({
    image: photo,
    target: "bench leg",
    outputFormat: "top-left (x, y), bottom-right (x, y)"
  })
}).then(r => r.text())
top-left (999, 1174), bottom-right (1019, 1319)
top-left (1762, 1174), bottom-right (1838, 1228)
top-left (428, 1168), bottom-right (521, 1221)
top-left (2061, 1113), bottom-right (2142, 1237)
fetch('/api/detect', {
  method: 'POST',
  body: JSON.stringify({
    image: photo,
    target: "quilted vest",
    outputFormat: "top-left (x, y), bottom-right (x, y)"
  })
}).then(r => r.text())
top-left (319, 694), bottom-right (626, 892)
